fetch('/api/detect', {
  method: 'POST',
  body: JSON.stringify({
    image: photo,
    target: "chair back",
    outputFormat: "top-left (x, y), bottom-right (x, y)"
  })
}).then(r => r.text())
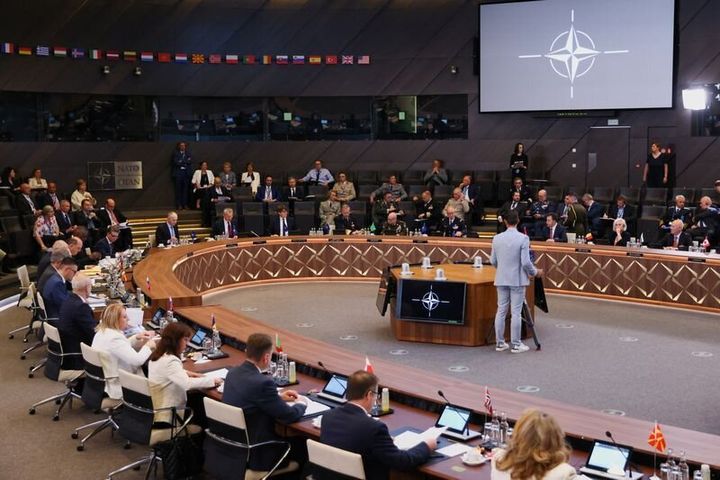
top-left (35, 291), bottom-right (48, 320)
top-left (148, 233), bottom-right (156, 247)
top-left (307, 439), bottom-right (366, 479)
top-left (117, 369), bottom-right (156, 445)
top-left (17, 264), bottom-right (30, 289)
top-left (43, 323), bottom-right (63, 381)
top-left (80, 343), bottom-right (109, 409)
top-left (203, 397), bottom-right (251, 479)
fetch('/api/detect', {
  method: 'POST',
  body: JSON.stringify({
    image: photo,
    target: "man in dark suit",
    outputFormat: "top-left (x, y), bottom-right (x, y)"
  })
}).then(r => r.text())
top-left (536, 213), bottom-right (568, 242)
top-left (269, 206), bottom-right (296, 236)
top-left (529, 189), bottom-right (556, 238)
top-left (582, 193), bottom-right (606, 235)
top-left (255, 175), bottom-right (280, 203)
top-left (74, 199), bottom-right (100, 245)
top-left (413, 190), bottom-right (439, 233)
top-left (318, 370), bottom-right (434, 480)
top-left (55, 200), bottom-right (74, 237)
top-left (497, 191), bottom-right (527, 233)
top-left (458, 174), bottom-right (484, 224)
top-left (335, 203), bottom-right (362, 234)
top-left (41, 257), bottom-right (77, 319)
top-left (16, 182), bottom-right (39, 218)
top-left (171, 141), bottom-right (192, 210)
top-left (688, 196), bottom-right (719, 240)
top-left (655, 219), bottom-right (693, 251)
top-left (509, 177), bottom-right (533, 203)
top-left (155, 212), bottom-right (180, 246)
top-left (372, 192), bottom-right (401, 229)
top-left (661, 195), bottom-right (693, 232)
top-left (92, 225), bottom-right (120, 258)
top-left (211, 207), bottom-right (239, 238)
top-left (96, 198), bottom-right (132, 251)
top-left (440, 205), bottom-right (467, 237)
top-left (223, 333), bottom-right (307, 471)
top-left (607, 195), bottom-right (637, 234)
top-left (56, 273), bottom-right (96, 370)
top-left (36, 182), bottom-right (64, 211)
top-left (38, 247), bottom-right (71, 292)
top-left (282, 176), bottom-right (306, 216)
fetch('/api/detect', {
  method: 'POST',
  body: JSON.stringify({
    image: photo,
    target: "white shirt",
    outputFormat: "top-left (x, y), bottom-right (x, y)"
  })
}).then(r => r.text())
top-left (148, 354), bottom-right (216, 423)
top-left (240, 172), bottom-right (261, 193)
top-left (91, 328), bottom-right (153, 399)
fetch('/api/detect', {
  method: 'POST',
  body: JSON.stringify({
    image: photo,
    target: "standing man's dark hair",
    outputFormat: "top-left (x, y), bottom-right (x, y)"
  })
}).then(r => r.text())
top-left (504, 210), bottom-right (519, 226)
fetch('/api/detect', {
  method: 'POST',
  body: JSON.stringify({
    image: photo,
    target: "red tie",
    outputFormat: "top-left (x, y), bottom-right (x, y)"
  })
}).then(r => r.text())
top-left (109, 210), bottom-right (118, 225)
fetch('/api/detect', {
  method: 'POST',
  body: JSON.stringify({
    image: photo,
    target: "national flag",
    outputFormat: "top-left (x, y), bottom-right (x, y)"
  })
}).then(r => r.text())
top-left (90, 49), bottom-right (102, 60)
top-left (308, 55), bottom-right (322, 65)
top-left (243, 55), bottom-right (256, 64)
top-left (225, 54), bottom-right (238, 64)
top-left (53, 47), bottom-right (67, 57)
top-left (364, 356), bottom-right (374, 374)
top-left (702, 236), bottom-right (710, 249)
top-left (325, 55), bottom-right (338, 65)
top-left (1, 43), bottom-right (14, 54)
top-left (209, 54), bottom-right (221, 64)
top-left (357, 55), bottom-right (371, 65)
top-left (140, 51), bottom-right (154, 62)
top-left (292, 55), bottom-right (305, 64)
top-left (647, 422), bottom-right (666, 453)
top-left (123, 50), bottom-right (137, 61)
top-left (275, 333), bottom-right (283, 353)
top-left (211, 314), bottom-right (216, 328)
top-left (71, 48), bottom-right (85, 59)
top-left (36, 46), bottom-right (50, 56)
top-left (275, 55), bottom-right (288, 64)
top-left (484, 386), bottom-right (494, 416)
top-left (341, 55), bottom-right (354, 64)
top-left (191, 53), bottom-right (205, 64)
top-left (145, 276), bottom-right (151, 292)
top-left (106, 50), bottom-right (120, 60)
top-left (168, 297), bottom-right (173, 312)
top-left (175, 53), bottom-right (188, 63)
top-left (262, 55), bottom-right (272, 65)
top-left (18, 46), bottom-right (32, 56)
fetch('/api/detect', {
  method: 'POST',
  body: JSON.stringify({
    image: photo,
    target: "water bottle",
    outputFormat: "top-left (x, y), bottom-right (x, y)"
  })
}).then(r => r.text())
top-left (499, 412), bottom-right (510, 447)
top-left (136, 288), bottom-right (145, 307)
top-left (679, 452), bottom-right (689, 480)
top-left (212, 326), bottom-right (221, 353)
top-left (491, 412), bottom-right (501, 444)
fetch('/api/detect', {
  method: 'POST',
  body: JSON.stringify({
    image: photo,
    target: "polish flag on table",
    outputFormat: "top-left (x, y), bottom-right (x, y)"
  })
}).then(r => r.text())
top-left (364, 356), bottom-right (374, 374)
top-left (145, 276), bottom-right (151, 292)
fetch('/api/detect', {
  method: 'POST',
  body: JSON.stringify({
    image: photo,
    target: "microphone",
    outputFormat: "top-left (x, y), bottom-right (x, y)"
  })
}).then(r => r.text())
top-left (605, 431), bottom-right (637, 478)
top-left (249, 230), bottom-right (260, 237)
top-left (437, 390), bottom-right (469, 435)
top-left (317, 360), bottom-right (331, 379)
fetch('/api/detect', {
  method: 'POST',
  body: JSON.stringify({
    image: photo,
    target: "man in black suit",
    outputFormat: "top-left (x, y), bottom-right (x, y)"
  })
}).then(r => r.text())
top-left (155, 211), bottom-right (180, 246)
top-left (661, 195), bottom-right (693, 232)
top-left (223, 333), bottom-right (307, 471)
top-left (56, 273), bottom-right (96, 370)
top-left (528, 189), bottom-right (556, 238)
top-left (413, 190), bottom-right (439, 233)
top-left (92, 225), bottom-right (120, 258)
top-left (607, 195), bottom-right (637, 234)
top-left (282, 176), bottom-right (306, 215)
top-left (74, 199), bottom-right (101, 245)
top-left (335, 203), bottom-right (363, 234)
top-left (255, 175), bottom-right (280, 203)
top-left (582, 193), bottom-right (606, 236)
top-left (55, 200), bottom-right (74, 237)
top-left (509, 177), bottom-right (533, 203)
top-left (96, 198), bottom-right (132, 251)
top-left (655, 219), bottom-right (693, 251)
top-left (15, 182), bottom-right (39, 219)
top-left (458, 174), bottom-right (484, 224)
top-left (211, 207), bottom-right (239, 239)
top-left (36, 182), bottom-right (64, 211)
top-left (497, 191), bottom-right (527, 233)
top-left (536, 213), bottom-right (568, 242)
top-left (688, 196), bottom-right (719, 240)
top-left (38, 245), bottom-right (71, 292)
top-left (440, 206), bottom-right (467, 237)
top-left (269, 205), bottom-right (296, 236)
top-left (318, 370), bottom-right (434, 480)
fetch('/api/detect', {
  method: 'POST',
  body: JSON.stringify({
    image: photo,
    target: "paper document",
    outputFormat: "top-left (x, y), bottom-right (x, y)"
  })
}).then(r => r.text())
top-left (294, 398), bottom-right (331, 417)
top-left (393, 431), bottom-right (424, 450)
top-left (436, 443), bottom-right (472, 457)
top-left (202, 368), bottom-right (229, 380)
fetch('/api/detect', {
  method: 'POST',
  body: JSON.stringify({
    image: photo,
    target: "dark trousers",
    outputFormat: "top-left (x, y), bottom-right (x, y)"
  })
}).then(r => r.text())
top-left (174, 172), bottom-right (191, 209)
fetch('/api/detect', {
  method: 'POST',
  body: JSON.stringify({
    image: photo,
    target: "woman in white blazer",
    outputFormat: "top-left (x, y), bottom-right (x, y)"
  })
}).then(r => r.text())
top-left (148, 323), bottom-right (221, 422)
top-left (491, 409), bottom-right (577, 480)
top-left (91, 303), bottom-right (156, 399)
top-left (190, 161), bottom-right (214, 209)
top-left (239, 161), bottom-right (261, 194)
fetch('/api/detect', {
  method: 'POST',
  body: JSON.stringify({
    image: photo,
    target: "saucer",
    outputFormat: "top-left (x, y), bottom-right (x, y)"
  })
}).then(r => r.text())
top-left (461, 454), bottom-right (487, 466)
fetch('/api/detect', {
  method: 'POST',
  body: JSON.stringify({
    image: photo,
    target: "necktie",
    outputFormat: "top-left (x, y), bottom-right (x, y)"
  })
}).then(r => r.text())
top-left (266, 188), bottom-right (271, 200)
top-left (52, 194), bottom-right (59, 210)
top-left (282, 218), bottom-right (287, 236)
top-left (315, 170), bottom-right (320, 182)
top-left (673, 235), bottom-right (679, 248)
top-left (511, 202), bottom-right (517, 210)
top-left (169, 225), bottom-right (176, 241)
top-left (291, 188), bottom-right (295, 197)
top-left (64, 212), bottom-right (69, 225)
top-left (109, 210), bottom-right (118, 225)
top-left (618, 208), bottom-right (624, 218)
top-left (549, 227), bottom-right (554, 239)
top-left (226, 221), bottom-right (231, 237)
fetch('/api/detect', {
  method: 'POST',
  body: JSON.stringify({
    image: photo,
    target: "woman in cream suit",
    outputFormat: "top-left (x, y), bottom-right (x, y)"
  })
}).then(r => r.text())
top-left (91, 303), bottom-right (156, 399)
top-left (148, 323), bottom-right (221, 422)
top-left (491, 409), bottom-right (577, 480)
top-left (239, 161), bottom-right (261, 194)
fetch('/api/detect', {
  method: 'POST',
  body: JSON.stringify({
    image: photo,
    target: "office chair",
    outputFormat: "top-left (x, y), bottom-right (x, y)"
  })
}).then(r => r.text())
top-left (25, 289), bottom-right (54, 377)
top-left (306, 439), bottom-right (366, 480)
top-left (106, 369), bottom-right (196, 480)
top-left (28, 323), bottom-right (84, 421)
top-left (8, 280), bottom-right (36, 340)
top-left (203, 397), bottom-right (298, 480)
top-left (71, 343), bottom-right (122, 451)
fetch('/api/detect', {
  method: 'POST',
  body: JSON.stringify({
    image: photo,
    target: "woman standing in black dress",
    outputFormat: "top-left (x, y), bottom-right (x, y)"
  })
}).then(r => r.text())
top-left (643, 142), bottom-right (668, 188)
top-left (510, 143), bottom-right (528, 182)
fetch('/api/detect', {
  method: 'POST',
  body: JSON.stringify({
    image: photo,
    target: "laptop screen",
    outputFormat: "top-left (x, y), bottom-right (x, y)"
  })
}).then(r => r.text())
top-left (435, 404), bottom-right (471, 434)
top-left (152, 308), bottom-right (166, 324)
top-left (586, 440), bottom-right (631, 472)
top-left (321, 374), bottom-right (348, 398)
top-left (191, 329), bottom-right (207, 345)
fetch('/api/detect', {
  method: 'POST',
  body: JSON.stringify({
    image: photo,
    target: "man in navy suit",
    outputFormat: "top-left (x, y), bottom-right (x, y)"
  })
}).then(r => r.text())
top-left (582, 193), bottom-right (606, 236)
top-left (536, 213), bottom-right (568, 242)
top-left (318, 370), bottom-right (435, 480)
top-left (223, 333), bottom-right (307, 471)
top-left (269, 206), bottom-right (296, 236)
top-left (154, 211), bottom-right (180, 246)
top-left (56, 273), bottom-right (96, 370)
top-left (92, 225), bottom-right (119, 258)
top-left (458, 174), bottom-right (484, 224)
top-left (41, 257), bottom-right (77, 319)
top-left (490, 211), bottom-right (542, 354)
top-left (255, 175), bottom-right (280, 203)
top-left (211, 207), bottom-right (239, 238)
top-left (55, 200), bottom-right (74, 237)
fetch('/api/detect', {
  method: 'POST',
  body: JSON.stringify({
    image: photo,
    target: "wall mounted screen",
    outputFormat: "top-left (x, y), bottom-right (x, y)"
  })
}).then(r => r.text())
top-left (478, 0), bottom-right (675, 112)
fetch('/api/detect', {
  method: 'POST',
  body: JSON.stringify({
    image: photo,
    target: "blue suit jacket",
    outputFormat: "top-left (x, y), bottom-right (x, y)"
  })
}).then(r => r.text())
top-left (42, 273), bottom-right (70, 319)
top-left (57, 293), bottom-right (96, 369)
top-left (255, 185), bottom-right (280, 202)
top-left (586, 202), bottom-right (605, 230)
top-left (490, 227), bottom-right (537, 287)
top-left (222, 361), bottom-right (306, 471)
top-left (318, 403), bottom-right (431, 480)
top-left (537, 224), bottom-right (568, 242)
top-left (93, 236), bottom-right (114, 258)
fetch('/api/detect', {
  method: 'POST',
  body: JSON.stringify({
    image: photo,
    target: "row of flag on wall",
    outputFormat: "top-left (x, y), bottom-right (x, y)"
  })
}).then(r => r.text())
top-left (0, 43), bottom-right (370, 65)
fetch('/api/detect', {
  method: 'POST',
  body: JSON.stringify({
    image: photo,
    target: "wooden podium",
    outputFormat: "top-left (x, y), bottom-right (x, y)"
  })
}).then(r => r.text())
top-left (389, 263), bottom-right (534, 347)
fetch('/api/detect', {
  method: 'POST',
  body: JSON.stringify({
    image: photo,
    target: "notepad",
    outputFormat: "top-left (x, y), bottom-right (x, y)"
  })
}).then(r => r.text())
top-left (290, 397), bottom-right (331, 417)
top-left (436, 443), bottom-right (472, 457)
top-left (203, 368), bottom-right (229, 380)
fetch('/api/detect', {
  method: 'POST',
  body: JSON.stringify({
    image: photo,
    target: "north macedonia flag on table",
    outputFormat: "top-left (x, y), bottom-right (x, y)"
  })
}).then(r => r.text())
top-left (647, 421), bottom-right (666, 453)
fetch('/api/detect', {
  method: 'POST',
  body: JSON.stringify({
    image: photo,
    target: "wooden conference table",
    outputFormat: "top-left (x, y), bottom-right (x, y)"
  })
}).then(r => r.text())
top-left (132, 236), bottom-right (720, 470)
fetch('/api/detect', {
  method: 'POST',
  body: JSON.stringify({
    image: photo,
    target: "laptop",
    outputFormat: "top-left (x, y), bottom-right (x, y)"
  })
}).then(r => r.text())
top-left (310, 373), bottom-right (349, 406)
top-left (434, 404), bottom-right (482, 442)
top-left (579, 440), bottom-right (643, 480)
top-left (187, 328), bottom-right (208, 350)
top-left (147, 308), bottom-right (166, 330)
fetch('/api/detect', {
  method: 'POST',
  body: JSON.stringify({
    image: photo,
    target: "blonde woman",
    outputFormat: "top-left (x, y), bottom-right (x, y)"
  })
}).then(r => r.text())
top-left (91, 303), bottom-right (156, 399)
top-left (70, 179), bottom-right (96, 211)
top-left (492, 409), bottom-right (576, 480)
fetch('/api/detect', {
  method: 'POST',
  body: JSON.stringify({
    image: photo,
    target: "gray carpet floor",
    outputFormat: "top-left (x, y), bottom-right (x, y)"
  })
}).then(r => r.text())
top-left (206, 283), bottom-right (720, 435)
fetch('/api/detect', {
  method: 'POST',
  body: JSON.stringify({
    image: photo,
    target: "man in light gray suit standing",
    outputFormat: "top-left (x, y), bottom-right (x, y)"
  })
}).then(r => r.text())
top-left (490, 210), bottom-right (543, 353)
